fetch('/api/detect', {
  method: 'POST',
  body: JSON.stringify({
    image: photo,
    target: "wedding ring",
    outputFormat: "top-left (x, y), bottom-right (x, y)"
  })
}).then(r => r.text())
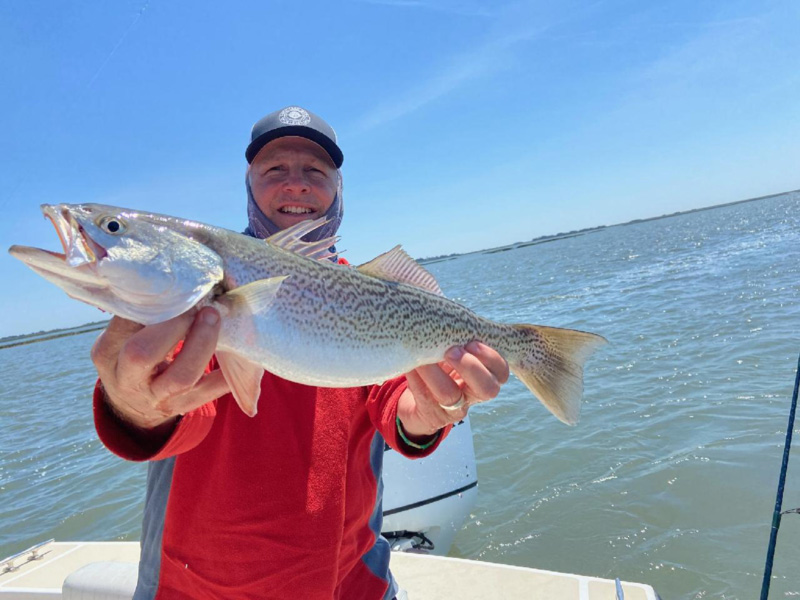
top-left (439, 394), bottom-right (466, 412)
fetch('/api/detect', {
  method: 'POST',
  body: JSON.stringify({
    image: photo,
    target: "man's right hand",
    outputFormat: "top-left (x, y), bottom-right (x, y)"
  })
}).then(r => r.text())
top-left (91, 307), bottom-right (230, 431)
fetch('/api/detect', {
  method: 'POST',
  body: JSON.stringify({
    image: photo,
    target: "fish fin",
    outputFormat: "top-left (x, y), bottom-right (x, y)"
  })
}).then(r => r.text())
top-left (224, 275), bottom-right (289, 315)
top-left (357, 245), bottom-right (444, 296)
top-left (215, 276), bottom-right (287, 415)
top-left (265, 218), bottom-right (339, 261)
top-left (507, 324), bottom-right (607, 425)
top-left (216, 350), bottom-right (264, 417)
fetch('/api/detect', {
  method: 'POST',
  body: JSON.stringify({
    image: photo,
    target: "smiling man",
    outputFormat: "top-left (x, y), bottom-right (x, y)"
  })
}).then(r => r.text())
top-left (91, 106), bottom-right (510, 600)
top-left (244, 107), bottom-right (344, 238)
top-left (248, 136), bottom-right (338, 228)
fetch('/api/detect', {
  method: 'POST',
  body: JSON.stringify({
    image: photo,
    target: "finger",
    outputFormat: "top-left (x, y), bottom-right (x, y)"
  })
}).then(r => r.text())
top-left (465, 342), bottom-right (510, 383)
top-left (404, 368), bottom-right (427, 399)
top-left (404, 370), bottom-right (461, 429)
top-left (444, 345), bottom-right (502, 401)
top-left (436, 361), bottom-right (458, 378)
top-left (151, 308), bottom-right (222, 399)
top-left (404, 369), bottom-right (438, 411)
top-left (116, 311), bottom-right (198, 387)
top-left (404, 370), bottom-right (436, 416)
top-left (413, 363), bottom-right (463, 407)
top-left (168, 369), bottom-right (231, 415)
top-left (91, 317), bottom-right (145, 376)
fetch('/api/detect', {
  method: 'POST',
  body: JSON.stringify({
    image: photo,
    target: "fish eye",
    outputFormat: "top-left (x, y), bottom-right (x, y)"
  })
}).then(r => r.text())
top-left (98, 216), bottom-right (127, 235)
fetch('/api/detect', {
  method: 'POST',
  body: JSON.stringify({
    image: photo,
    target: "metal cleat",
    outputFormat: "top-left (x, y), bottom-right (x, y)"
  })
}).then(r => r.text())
top-left (0, 539), bottom-right (53, 574)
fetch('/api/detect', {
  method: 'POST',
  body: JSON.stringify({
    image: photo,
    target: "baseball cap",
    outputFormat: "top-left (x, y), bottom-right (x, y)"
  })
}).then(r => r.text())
top-left (245, 106), bottom-right (343, 168)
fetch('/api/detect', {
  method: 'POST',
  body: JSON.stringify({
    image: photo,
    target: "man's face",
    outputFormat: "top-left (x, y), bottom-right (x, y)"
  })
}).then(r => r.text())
top-left (248, 137), bottom-right (338, 231)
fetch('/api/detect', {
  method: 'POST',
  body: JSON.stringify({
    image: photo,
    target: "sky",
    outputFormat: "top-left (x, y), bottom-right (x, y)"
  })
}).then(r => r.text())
top-left (1, 0), bottom-right (799, 337)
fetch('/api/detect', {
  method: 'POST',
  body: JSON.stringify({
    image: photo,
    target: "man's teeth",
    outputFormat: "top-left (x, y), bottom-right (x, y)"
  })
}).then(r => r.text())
top-left (280, 206), bottom-right (312, 214)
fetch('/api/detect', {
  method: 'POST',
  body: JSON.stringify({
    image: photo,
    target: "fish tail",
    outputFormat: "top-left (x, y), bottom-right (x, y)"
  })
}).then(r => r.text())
top-left (505, 324), bottom-right (607, 425)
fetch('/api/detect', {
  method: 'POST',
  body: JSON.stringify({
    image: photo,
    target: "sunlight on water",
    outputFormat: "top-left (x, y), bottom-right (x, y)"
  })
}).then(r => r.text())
top-left (2, 192), bottom-right (799, 598)
top-left (434, 193), bottom-right (800, 599)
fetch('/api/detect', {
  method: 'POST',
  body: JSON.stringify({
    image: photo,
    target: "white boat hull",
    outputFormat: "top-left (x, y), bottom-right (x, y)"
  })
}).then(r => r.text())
top-left (382, 417), bottom-right (478, 555)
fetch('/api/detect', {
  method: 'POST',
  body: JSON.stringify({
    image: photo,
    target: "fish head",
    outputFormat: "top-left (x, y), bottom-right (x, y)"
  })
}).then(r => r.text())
top-left (9, 203), bottom-right (224, 325)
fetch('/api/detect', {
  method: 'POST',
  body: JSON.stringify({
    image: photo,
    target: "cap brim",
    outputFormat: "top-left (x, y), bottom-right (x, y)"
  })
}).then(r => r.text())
top-left (245, 126), bottom-right (343, 168)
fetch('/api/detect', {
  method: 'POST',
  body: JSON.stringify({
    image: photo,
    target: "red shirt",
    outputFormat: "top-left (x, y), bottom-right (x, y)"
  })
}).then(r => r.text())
top-left (94, 369), bottom-right (448, 599)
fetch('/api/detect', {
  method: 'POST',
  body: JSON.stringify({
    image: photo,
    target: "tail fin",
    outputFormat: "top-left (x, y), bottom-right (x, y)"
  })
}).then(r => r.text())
top-left (507, 324), bottom-right (607, 425)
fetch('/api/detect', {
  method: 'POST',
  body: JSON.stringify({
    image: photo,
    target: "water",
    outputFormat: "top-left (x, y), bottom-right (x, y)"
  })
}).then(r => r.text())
top-left (2, 192), bottom-right (800, 598)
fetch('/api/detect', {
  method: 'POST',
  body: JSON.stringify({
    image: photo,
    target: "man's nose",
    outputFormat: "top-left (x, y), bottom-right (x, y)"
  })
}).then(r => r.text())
top-left (283, 171), bottom-right (310, 194)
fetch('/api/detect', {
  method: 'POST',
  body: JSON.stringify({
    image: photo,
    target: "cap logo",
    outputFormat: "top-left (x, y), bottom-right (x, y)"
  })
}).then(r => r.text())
top-left (279, 107), bottom-right (311, 126)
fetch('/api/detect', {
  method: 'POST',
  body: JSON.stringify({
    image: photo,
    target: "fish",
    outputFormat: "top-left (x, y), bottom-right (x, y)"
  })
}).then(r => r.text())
top-left (9, 204), bottom-right (607, 424)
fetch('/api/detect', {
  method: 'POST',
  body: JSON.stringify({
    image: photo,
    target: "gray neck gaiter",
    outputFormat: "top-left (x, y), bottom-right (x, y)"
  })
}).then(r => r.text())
top-left (243, 172), bottom-right (343, 258)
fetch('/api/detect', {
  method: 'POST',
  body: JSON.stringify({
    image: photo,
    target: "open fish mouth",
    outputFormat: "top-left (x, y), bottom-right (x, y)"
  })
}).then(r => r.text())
top-left (8, 205), bottom-right (108, 288)
top-left (41, 204), bottom-right (107, 267)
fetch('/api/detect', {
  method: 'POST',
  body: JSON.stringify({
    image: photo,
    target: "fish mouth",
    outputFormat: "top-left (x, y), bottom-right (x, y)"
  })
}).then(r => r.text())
top-left (8, 204), bottom-right (109, 289)
top-left (41, 204), bottom-right (107, 267)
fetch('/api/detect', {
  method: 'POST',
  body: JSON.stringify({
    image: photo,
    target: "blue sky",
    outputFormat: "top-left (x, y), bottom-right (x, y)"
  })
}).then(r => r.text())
top-left (1, 0), bottom-right (798, 337)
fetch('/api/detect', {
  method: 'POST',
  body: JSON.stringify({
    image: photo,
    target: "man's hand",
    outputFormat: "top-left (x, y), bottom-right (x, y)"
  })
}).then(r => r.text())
top-left (91, 307), bottom-right (230, 431)
top-left (397, 341), bottom-right (510, 440)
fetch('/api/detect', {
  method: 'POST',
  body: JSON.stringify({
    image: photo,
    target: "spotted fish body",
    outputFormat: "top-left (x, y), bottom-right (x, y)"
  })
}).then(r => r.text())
top-left (9, 204), bottom-right (606, 424)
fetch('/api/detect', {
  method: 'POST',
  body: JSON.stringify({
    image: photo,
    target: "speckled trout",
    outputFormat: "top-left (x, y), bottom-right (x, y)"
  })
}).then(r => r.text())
top-left (9, 204), bottom-right (606, 424)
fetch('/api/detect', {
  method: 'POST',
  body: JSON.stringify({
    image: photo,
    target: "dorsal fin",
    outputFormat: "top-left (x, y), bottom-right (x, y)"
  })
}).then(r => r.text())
top-left (266, 218), bottom-right (339, 261)
top-left (357, 245), bottom-right (444, 296)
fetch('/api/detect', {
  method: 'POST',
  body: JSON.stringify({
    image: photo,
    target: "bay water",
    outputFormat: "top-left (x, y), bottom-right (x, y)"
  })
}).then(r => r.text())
top-left (2, 192), bottom-right (799, 598)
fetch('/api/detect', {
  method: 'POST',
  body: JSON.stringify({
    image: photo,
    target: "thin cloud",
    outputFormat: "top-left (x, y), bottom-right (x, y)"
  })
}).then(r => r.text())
top-left (352, 0), bottom-right (496, 18)
top-left (626, 6), bottom-right (798, 113)
top-left (87, 0), bottom-right (151, 89)
top-left (354, 26), bottom-right (547, 132)
top-left (353, 0), bottom-right (604, 132)
top-left (640, 17), bottom-right (765, 86)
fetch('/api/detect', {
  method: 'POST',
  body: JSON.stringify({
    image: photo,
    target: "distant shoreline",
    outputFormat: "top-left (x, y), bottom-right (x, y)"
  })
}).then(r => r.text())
top-left (5, 188), bottom-right (797, 342)
top-left (0, 322), bottom-right (110, 349)
top-left (418, 188), bottom-right (799, 264)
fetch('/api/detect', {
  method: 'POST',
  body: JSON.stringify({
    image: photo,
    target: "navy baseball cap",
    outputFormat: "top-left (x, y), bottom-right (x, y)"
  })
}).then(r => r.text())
top-left (245, 106), bottom-right (343, 168)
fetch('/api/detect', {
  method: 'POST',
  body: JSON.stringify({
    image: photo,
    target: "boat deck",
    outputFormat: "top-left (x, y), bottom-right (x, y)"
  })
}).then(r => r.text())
top-left (1, 542), bottom-right (138, 599)
top-left (0, 541), bottom-right (658, 599)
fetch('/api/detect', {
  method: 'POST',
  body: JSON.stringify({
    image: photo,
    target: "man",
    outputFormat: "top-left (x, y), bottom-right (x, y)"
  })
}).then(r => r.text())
top-left (91, 106), bottom-right (509, 599)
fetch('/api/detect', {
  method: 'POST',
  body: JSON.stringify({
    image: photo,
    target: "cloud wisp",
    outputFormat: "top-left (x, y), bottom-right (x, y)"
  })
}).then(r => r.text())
top-left (353, 29), bottom-right (547, 132)
top-left (352, 0), bottom-right (605, 133)
top-left (352, 0), bottom-right (496, 18)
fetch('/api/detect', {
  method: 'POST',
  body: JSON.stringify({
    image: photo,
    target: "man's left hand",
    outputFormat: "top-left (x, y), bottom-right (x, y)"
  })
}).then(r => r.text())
top-left (397, 341), bottom-right (510, 441)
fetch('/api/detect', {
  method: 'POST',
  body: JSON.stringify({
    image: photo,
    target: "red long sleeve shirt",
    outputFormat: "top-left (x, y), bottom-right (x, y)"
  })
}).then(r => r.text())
top-left (94, 371), bottom-right (448, 600)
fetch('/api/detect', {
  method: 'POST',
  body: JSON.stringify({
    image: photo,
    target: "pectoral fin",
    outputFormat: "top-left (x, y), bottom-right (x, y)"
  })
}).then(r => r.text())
top-left (224, 275), bottom-right (289, 315)
top-left (217, 350), bottom-right (265, 417)
top-left (215, 276), bottom-right (288, 417)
